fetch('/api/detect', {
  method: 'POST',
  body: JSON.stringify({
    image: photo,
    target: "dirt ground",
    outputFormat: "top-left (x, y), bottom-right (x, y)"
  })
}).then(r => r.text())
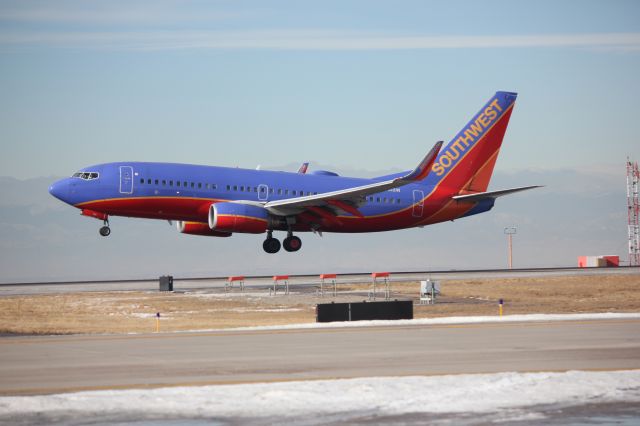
top-left (1, 273), bottom-right (639, 335)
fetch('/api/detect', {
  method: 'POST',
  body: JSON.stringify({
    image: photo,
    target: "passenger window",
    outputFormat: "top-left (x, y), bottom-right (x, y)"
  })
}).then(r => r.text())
top-left (278, 189), bottom-right (282, 195)
top-left (292, 190), bottom-right (297, 196)
top-left (183, 182), bottom-right (187, 187)
top-left (176, 181), bottom-right (181, 187)
top-left (140, 178), bottom-right (144, 184)
top-left (206, 183), bottom-right (210, 189)
top-left (155, 179), bottom-right (159, 185)
top-left (147, 179), bottom-right (151, 184)
top-left (212, 184), bottom-right (217, 190)
top-left (170, 180), bottom-right (173, 186)
top-left (376, 197), bottom-right (380, 203)
top-left (233, 185), bottom-right (237, 191)
top-left (270, 188), bottom-right (274, 194)
top-left (226, 185), bottom-right (231, 191)
top-left (198, 183), bottom-right (202, 189)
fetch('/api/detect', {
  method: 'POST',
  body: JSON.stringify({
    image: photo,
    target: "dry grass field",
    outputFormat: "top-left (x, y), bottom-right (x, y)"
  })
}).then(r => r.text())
top-left (1, 273), bottom-right (639, 335)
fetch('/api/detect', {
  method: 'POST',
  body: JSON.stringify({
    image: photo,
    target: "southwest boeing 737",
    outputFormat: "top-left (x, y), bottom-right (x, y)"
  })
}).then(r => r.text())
top-left (49, 91), bottom-right (539, 253)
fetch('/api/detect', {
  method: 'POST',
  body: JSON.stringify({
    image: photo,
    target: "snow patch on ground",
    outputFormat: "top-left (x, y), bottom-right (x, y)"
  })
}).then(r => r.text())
top-left (0, 371), bottom-right (639, 424)
top-left (128, 313), bottom-right (161, 319)
top-left (228, 307), bottom-right (304, 313)
top-left (185, 292), bottom-right (267, 299)
top-left (210, 312), bottom-right (640, 333)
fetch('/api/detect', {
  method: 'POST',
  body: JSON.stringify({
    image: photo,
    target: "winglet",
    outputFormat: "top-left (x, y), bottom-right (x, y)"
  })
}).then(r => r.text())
top-left (399, 141), bottom-right (443, 182)
top-left (264, 141), bottom-right (443, 213)
top-left (297, 162), bottom-right (309, 174)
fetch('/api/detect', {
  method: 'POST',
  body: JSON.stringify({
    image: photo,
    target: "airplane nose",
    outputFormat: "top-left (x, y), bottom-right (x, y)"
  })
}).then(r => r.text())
top-left (49, 179), bottom-right (68, 202)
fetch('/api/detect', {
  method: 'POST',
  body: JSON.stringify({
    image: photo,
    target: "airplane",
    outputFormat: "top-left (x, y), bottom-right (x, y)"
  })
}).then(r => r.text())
top-left (49, 91), bottom-right (539, 254)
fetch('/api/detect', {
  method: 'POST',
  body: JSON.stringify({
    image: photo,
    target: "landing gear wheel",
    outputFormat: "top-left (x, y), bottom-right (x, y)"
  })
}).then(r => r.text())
top-left (283, 236), bottom-right (302, 252)
top-left (263, 237), bottom-right (281, 254)
top-left (99, 226), bottom-right (111, 237)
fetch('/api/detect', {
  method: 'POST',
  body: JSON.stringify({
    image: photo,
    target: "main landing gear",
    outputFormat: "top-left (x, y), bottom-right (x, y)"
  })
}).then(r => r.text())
top-left (263, 230), bottom-right (302, 254)
top-left (263, 231), bottom-right (281, 254)
top-left (283, 234), bottom-right (302, 252)
top-left (99, 218), bottom-right (111, 237)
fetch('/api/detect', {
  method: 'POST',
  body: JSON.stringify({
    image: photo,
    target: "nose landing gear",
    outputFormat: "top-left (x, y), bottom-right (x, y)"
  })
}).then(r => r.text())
top-left (99, 218), bottom-right (111, 237)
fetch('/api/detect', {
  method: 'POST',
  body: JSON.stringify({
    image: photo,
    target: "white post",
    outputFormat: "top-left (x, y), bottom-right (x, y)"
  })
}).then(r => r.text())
top-left (504, 227), bottom-right (517, 269)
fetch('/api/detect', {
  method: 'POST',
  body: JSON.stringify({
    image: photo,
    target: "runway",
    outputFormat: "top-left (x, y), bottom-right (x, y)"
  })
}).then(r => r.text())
top-left (1, 266), bottom-right (638, 296)
top-left (1, 317), bottom-right (639, 396)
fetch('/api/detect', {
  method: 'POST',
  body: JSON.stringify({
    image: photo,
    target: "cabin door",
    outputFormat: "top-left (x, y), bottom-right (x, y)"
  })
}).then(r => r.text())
top-left (119, 166), bottom-right (133, 194)
top-left (412, 189), bottom-right (424, 217)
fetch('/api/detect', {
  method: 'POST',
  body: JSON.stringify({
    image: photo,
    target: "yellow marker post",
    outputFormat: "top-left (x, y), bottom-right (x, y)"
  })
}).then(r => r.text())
top-left (499, 299), bottom-right (504, 316)
top-left (155, 312), bottom-right (160, 332)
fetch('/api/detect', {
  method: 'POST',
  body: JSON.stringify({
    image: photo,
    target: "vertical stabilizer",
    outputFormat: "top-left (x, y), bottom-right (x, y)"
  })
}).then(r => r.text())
top-left (428, 91), bottom-right (517, 193)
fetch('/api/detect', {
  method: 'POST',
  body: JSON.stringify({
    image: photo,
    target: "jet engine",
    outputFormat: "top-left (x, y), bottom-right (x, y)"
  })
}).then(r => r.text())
top-left (176, 221), bottom-right (232, 237)
top-left (208, 202), bottom-right (270, 234)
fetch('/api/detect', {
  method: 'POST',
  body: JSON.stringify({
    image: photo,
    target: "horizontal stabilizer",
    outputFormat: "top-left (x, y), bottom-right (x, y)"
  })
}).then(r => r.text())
top-left (452, 185), bottom-right (542, 202)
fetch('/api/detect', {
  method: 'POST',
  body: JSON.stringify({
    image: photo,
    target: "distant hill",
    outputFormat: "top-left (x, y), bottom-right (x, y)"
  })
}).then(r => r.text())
top-left (0, 166), bottom-right (629, 283)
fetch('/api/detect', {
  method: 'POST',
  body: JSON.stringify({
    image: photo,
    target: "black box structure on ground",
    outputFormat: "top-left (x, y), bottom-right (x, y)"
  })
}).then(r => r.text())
top-left (316, 300), bottom-right (413, 323)
top-left (159, 275), bottom-right (173, 292)
top-left (316, 302), bottom-right (351, 322)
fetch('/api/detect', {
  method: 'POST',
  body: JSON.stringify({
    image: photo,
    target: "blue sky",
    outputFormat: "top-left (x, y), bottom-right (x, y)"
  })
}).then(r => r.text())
top-left (1, 0), bottom-right (639, 178)
top-left (0, 1), bottom-right (639, 281)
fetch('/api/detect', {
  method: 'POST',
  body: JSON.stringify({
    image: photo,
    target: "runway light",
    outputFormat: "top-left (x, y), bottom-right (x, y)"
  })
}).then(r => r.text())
top-left (156, 312), bottom-right (160, 333)
top-left (499, 299), bottom-right (504, 317)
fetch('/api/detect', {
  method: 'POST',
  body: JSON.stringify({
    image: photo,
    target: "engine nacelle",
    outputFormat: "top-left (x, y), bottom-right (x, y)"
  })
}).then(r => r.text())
top-left (176, 221), bottom-right (232, 237)
top-left (209, 202), bottom-right (269, 234)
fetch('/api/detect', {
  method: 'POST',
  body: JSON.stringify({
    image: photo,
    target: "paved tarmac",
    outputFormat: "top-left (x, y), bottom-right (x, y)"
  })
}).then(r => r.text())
top-left (1, 318), bottom-right (638, 395)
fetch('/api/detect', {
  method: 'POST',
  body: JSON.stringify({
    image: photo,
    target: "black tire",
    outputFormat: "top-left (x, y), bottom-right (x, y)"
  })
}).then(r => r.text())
top-left (263, 237), bottom-right (281, 254)
top-left (283, 236), bottom-right (302, 252)
top-left (99, 226), bottom-right (111, 237)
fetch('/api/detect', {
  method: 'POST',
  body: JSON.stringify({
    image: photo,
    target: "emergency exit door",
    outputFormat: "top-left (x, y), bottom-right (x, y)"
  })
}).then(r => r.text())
top-left (412, 189), bottom-right (424, 217)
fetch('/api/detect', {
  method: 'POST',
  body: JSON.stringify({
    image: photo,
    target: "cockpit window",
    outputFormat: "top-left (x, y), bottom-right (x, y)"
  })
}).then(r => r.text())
top-left (72, 171), bottom-right (99, 180)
